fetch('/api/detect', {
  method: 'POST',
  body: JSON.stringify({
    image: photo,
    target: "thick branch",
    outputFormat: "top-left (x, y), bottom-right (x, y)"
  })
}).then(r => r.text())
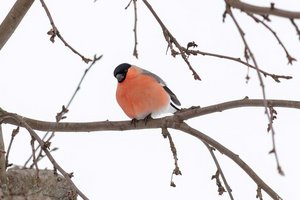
top-left (225, 0), bottom-right (300, 19)
top-left (1, 99), bottom-right (296, 199)
top-left (176, 122), bottom-right (282, 200)
top-left (0, 0), bottom-right (35, 50)
top-left (176, 99), bottom-right (300, 120)
top-left (0, 99), bottom-right (299, 132)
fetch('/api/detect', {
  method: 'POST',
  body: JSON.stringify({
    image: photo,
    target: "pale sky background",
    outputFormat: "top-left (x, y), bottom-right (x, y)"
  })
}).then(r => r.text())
top-left (1, 0), bottom-right (300, 199)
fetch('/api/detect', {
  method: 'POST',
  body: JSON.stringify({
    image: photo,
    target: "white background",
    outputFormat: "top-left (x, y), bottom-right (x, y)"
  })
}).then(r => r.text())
top-left (1, 0), bottom-right (300, 199)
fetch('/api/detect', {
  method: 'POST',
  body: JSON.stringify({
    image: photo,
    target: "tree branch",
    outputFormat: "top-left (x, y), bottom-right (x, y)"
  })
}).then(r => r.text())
top-left (290, 19), bottom-right (300, 40)
top-left (0, 0), bottom-right (35, 50)
top-left (161, 128), bottom-right (182, 187)
top-left (205, 144), bottom-right (233, 199)
top-left (247, 13), bottom-right (296, 64)
top-left (182, 47), bottom-right (292, 83)
top-left (5, 127), bottom-right (19, 169)
top-left (23, 54), bottom-right (102, 168)
top-left (39, 0), bottom-right (92, 63)
top-left (0, 125), bottom-right (7, 186)
top-left (225, 0), bottom-right (300, 19)
top-left (225, 5), bottom-right (285, 174)
top-left (125, 0), bottom-right (139, 58)
top-left (0, 99), bottom-right (299, 132)
top-left (141, 0), bottom-right (201, 80)
top-left (2, 113), bottom-right (88, 200)
top-left (1, 98), bottom-right (298, 199)
top-left (177, 122), bottom-right (282, 200)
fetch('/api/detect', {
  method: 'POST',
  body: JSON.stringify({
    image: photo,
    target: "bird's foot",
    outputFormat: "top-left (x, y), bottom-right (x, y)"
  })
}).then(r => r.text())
top-left (143, 114), bottom-right (153, 125)
top-left (130, 114), bottom-right (153, 127)
top-left (131, 118), bottom-right (138, 127)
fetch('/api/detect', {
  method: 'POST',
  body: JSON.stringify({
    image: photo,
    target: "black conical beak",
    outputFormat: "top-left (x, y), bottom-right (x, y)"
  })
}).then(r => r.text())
top-left (116, 74), bottom-right (125, 82)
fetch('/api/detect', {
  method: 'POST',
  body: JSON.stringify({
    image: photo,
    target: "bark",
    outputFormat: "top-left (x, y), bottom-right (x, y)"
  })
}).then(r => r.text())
top-left (0, 0), bottom-right (35, 50)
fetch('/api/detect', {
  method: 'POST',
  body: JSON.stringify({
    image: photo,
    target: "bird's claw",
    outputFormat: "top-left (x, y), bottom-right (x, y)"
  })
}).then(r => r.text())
top-left (144, 114), bottom-right (153, 125)
top-left (131, 118), bottom-right (138, 127)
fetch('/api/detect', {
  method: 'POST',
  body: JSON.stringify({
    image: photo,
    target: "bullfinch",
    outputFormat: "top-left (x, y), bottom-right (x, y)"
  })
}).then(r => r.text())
top-left (114, 63), bottom-right (181, 120)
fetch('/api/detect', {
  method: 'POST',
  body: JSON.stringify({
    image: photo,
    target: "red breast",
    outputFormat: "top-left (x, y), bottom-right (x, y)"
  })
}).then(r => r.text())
top-left (116, 66), bottom-right (170, 119)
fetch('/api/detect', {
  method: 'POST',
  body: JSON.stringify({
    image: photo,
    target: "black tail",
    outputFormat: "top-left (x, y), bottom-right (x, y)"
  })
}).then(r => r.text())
top-left (163, 86), bottom-right (181, 106)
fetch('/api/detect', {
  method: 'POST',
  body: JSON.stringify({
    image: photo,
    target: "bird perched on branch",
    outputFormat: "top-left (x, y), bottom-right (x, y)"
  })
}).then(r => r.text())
top-left (114, 63), bottom-right (181, 120)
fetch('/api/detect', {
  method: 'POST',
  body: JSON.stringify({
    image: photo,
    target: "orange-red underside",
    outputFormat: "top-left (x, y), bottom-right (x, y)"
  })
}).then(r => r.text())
top-left (116, 67), bottom-right (169, 119)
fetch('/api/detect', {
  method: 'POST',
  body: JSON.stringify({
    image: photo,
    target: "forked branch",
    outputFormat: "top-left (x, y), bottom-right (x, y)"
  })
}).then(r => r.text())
top-left (1, 98), bottom-right (299, 199)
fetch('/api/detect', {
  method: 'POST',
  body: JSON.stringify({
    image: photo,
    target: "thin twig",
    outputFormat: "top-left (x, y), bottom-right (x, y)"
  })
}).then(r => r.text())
top-left (66, 55), bottom-right (103, 109)
top-left (142, 0), bottom-right (201, 80)
top-left (247, 13), bottom-right (296, 64)
top-left (256, 185), bottom-right (263, 200)
top-left (161, 128), bottom-right (182, 187)
top-left (267, 103), bottom-right (284, 175)
top-left (290, 19), bottom-right (300, 41)
top-left (126, 0), bottom-right (139, 58)
top-left (225, 5), bottom-right (284, 175)
top-left (29, 147), bottom-right (58, 169)
top-left (124, 0), bottom-right (133, 10)
top-left (5, 126), bottom-right (19, 169)
top-left (29, 149), bottom-right (44, 169)
top-left (182, 47), bottom-right (292, 83)
top-left (39, 0), bottom-right (92, 63)
top-left (211, 170), bottom-right (226, 196)
top-left (23, 54), bottom-right (103, 167)
top-left (132, 0), bottom-right (138, 58)
top-left (30, 137), bottom-right (40, 181)
top-left (0, 125), bottom-right (7, 185)
top-left (205, 144), bottom-right (234, 199)
top-left (24, 129), bottom-right (51, 167)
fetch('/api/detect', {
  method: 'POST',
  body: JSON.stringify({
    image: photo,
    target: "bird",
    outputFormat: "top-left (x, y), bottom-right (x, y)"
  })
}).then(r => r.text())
top-left (113, 63), bottom-right (181, 120)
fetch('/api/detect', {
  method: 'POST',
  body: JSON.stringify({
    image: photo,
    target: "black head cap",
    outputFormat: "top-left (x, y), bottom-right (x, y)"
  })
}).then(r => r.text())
top-left (114, 63), bottom-right (131, 83)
